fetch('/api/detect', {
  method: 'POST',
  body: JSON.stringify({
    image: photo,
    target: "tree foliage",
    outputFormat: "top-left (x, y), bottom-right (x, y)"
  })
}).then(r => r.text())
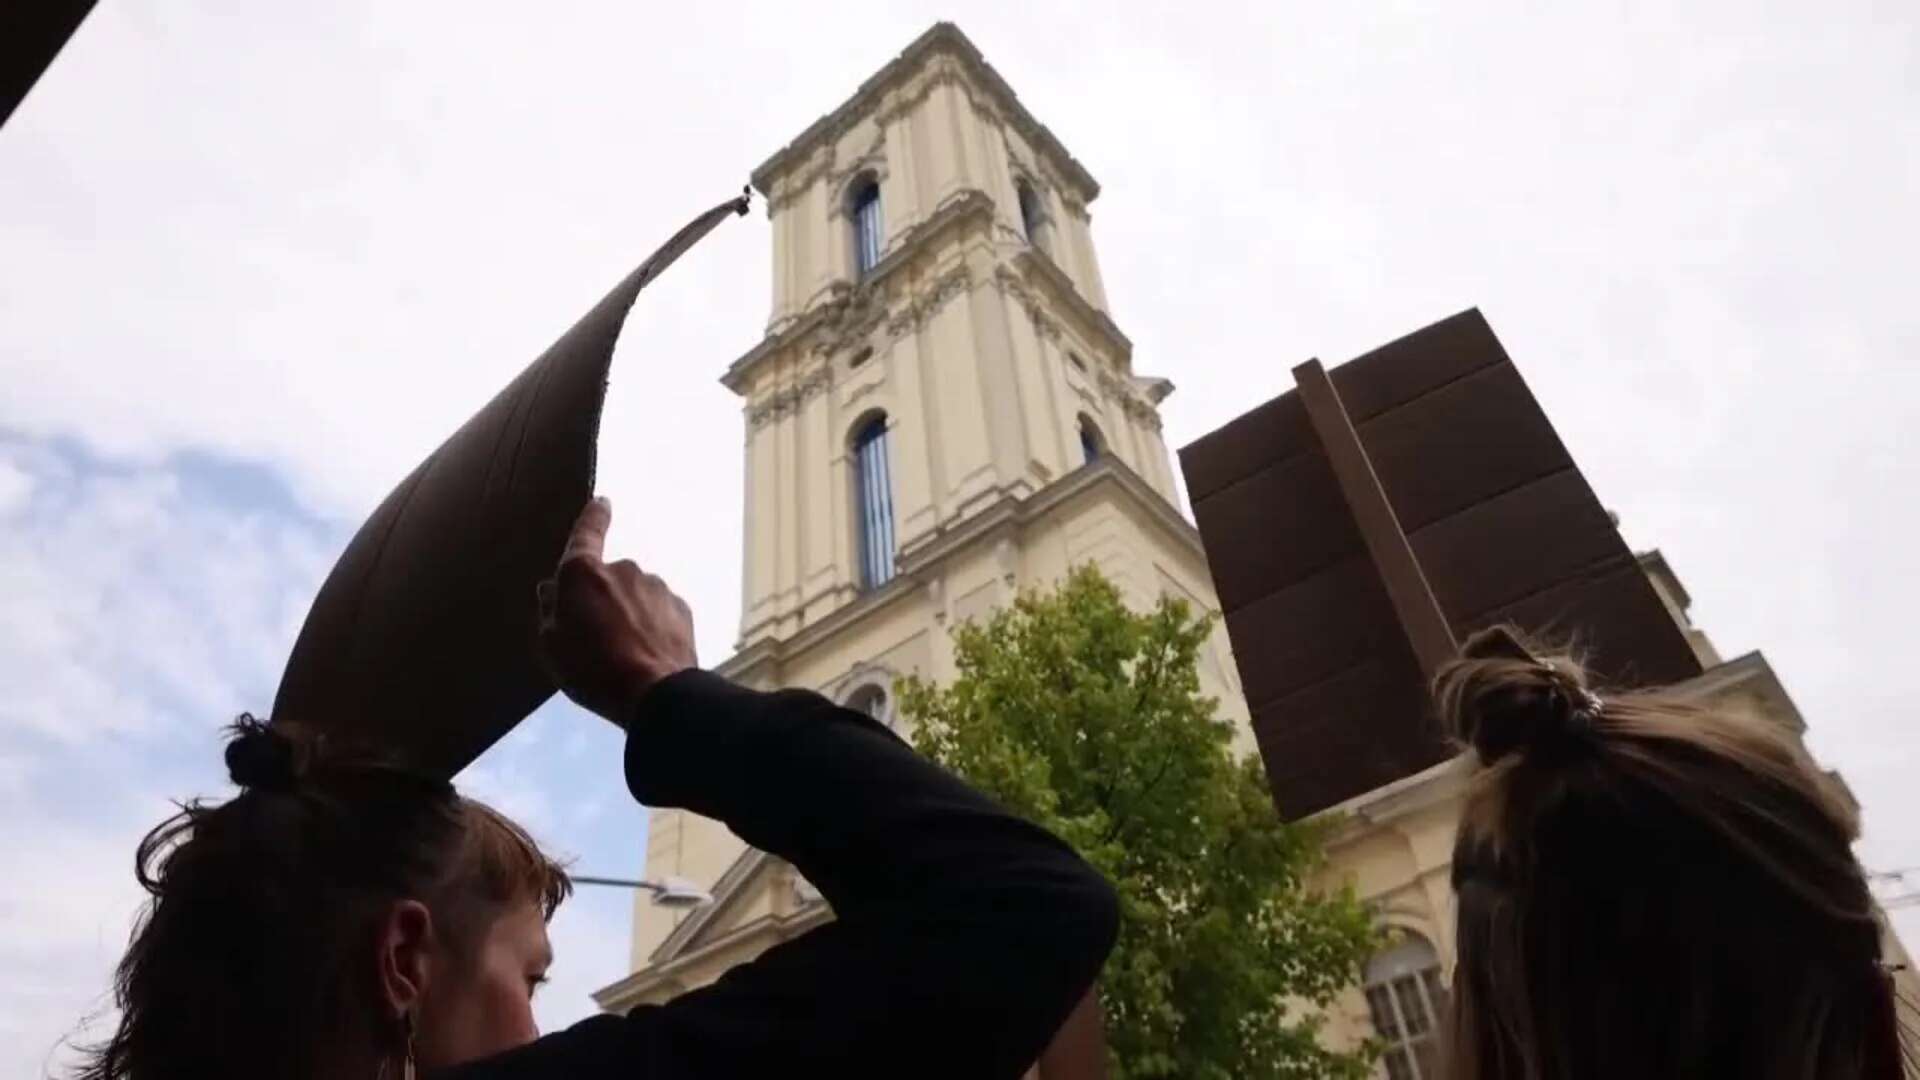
top-left (898, 565), bottom-right (1379, 1080)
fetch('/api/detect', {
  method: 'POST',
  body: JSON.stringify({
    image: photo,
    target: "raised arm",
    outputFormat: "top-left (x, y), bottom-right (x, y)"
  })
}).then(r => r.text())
top-left (445, 498), bottom-right (1116, 1080)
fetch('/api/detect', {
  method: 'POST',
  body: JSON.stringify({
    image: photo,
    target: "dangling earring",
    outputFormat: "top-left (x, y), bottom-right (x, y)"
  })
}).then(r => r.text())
top-left (401, 1008), bottom-right (418, 1080)
top-left (377, 1009), bottom-right (417, 1080)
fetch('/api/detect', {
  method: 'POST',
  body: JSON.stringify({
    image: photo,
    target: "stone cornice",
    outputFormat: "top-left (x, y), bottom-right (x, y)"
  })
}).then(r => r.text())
top-left (750, 22), bottom-right (1100, 208)
top-left (721, 189), bottom-right (996, 396)
top-left (1670, 649), bottom-right (1806, 734)
top-left (593, 899), bottom-right (833, 1013)
top-left (1002, 247), bottom-right (1133, 364)
top-left (727, 560), bottom-right (923, 674)
top-left (1314, 756), bottom-right (1472, 841)
top-left (714, 456), bottom-right (1206, 675)
top-left (649, 848), bottom-right (771, 965)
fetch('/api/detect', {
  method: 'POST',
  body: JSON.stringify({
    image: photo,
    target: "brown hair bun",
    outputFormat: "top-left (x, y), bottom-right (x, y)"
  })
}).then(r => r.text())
top-left (222, 714), bottom-right (307, 792)
top-left (1437, 625), bottom-right (1599, 764)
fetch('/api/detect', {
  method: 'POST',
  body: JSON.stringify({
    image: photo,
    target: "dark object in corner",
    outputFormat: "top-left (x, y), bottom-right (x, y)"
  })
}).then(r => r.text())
top-left (2, 1), bottom-right (96, 129)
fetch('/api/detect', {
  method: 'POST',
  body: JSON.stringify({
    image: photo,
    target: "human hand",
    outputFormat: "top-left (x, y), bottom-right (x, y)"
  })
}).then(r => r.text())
top-left (537, 497), bottom-right (697, 723)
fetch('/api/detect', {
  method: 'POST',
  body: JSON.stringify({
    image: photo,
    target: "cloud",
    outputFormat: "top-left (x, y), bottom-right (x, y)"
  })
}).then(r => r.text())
top-left (0, 456), bottom-right (33, 516)
top-left (0, 439), bottom-right (334, 746)
top-left (0, 439), bottom-right (334, 1076)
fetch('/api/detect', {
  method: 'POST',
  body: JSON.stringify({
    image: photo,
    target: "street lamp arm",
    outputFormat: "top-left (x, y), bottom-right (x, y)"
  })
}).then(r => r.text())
top-left (568, 873), bottom-right (716, 910)
top-left (571, 874), bottom-right (665, 892)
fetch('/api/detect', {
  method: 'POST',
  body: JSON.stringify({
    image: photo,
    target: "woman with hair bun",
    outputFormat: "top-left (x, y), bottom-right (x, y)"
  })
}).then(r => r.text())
top-left (1437, 625), bottom-right (1911, 1079)
top-left (77, 497), bottom-right (1117, 1080)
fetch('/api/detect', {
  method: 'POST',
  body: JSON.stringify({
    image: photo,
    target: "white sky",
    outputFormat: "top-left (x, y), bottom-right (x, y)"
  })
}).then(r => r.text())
top-left (1, 2), bottom-right (1916, 1074)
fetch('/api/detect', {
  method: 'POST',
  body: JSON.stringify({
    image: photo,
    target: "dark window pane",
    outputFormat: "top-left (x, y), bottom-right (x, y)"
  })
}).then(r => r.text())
top-left (1421, 967), bottom-right (1450, 1023)
top-left (851, 180), bottom-right (882, 277)
top-left (853, 419), bottom-right (894, 589)
top-left (1394, 975), bottom-right (1432, 1036)
top-left (1365, 986), bottom-right (1400, 1039)
top-left (1018, 183), bottom-right (1043, 243)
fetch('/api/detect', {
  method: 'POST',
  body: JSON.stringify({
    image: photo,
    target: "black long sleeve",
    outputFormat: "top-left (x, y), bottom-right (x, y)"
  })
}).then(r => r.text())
top-left (437, 669), bottom-right (1119, 1079)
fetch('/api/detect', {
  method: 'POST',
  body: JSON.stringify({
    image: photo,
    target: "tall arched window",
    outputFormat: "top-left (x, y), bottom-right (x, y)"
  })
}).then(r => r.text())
top-left (851, 414), bottom-right (896, 590)
top-left (1016, 180), bottom-right (1045, 247)
top-left (1078, 415), bottom-right (1105, 464)
top-left (1363, 934), bottom-right (1448, 1080)
top-left (848, 176), bottom-right (882, 279)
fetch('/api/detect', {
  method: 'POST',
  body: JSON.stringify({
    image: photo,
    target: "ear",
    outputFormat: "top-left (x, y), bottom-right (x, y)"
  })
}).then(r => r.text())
top-left (375, 899), bottom-right (438, 1020)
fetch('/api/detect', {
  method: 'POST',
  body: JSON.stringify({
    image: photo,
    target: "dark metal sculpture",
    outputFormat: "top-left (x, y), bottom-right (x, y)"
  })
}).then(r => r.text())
top-left (272, 191), bottom-right (750, 777)
top-left (1180, 310), bottom-right (1703, 818)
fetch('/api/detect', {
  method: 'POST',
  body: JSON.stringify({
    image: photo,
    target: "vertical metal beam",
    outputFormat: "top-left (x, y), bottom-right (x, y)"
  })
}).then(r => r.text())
top-left (1292, 359), bottom-right (1458, 678)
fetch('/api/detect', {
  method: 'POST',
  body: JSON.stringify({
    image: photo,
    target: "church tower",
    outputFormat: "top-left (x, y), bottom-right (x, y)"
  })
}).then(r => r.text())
top-left (596, 22), bottom-right (1250, 1009)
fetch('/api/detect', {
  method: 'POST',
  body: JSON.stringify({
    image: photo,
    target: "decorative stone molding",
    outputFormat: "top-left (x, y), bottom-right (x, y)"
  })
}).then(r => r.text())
top-left (991, 263), bottom-right (1028, 300)
top-left (1010, 247), bottom-right (1133, 361)
top-left (992, 264), bottom-right (1064, 340)
top-left (746, 365), bottom-right (833, 428)
top-left (809, 285), bottom-right (888, 361)
top-left (1007, 154), bottom-right (1057, 212)
top-left (834, 660), bottom-right (900, 728)
top-left (1094, 367), bottom-right (1164, 429)
top-left (993, 537), bottom-right (1018, 586)
top-left (843, 369), bottom-right (886, 410)
top-left (827, 135), bottom-right (890, 218)
top-left (724, 190), bottom-right (994, 392)
top-left (749, 23), bottom-right (1100, 205)
top-left (886, 264), bottom-right (972, 340)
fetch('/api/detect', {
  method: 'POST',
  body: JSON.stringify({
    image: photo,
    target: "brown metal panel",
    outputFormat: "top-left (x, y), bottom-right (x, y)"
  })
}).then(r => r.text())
top-left (1188, 448), bottom-right (1359, 609)
top-left (1252, 646), bottom-right (1442, 820)
top-left (1295, 360), bottom-right (1458, 678)
top-left (1467, 558), bottom-right (1704, 690)
top-left (1328, 308), bottom-right (1508, 423)
top-left (1357, 362), bottom-right (1574, 534)
top-left (1180, 309), bottom-right (1705, 820)
top-left (1178, 392), bottom-right (1315, 504)
top-left (1225, 553), bottom-right (1397, 711)
top-left (1407, 468), bottom-right (1618, 623)
top-left (272, 194), bottom-right (749, 777)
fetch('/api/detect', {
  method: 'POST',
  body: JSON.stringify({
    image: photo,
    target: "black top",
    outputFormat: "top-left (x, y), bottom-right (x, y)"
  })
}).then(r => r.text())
top-left (437, 669), bottom-right (1119, 1079)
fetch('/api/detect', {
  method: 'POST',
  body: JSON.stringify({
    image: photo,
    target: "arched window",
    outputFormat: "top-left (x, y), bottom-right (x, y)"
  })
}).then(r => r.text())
top-left (1363, 934), bottom-right (1448, 1080)
top-left (851, 414), bottom-right (896, 590)
top-left (845, 683), bottom-right (888, 723)
top-left (1016, 180), bottom-right (1046, 247)
top-left (848, 176), bottom-right (883, 279)
top-left (1078, 415), bottom-right (1105, 464)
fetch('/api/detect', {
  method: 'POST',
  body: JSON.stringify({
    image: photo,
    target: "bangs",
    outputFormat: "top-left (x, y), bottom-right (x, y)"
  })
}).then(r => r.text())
top-left (459, 798), bottom-right (573, 920)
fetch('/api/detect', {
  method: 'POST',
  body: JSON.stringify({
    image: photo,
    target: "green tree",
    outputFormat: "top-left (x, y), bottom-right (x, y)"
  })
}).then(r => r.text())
top-left (898, 565), bottom-right (1379, 1080)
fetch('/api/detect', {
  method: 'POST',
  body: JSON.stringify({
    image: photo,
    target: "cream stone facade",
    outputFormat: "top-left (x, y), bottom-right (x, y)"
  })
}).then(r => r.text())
top-left (595, 22), bottom-right (1250, 1019)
